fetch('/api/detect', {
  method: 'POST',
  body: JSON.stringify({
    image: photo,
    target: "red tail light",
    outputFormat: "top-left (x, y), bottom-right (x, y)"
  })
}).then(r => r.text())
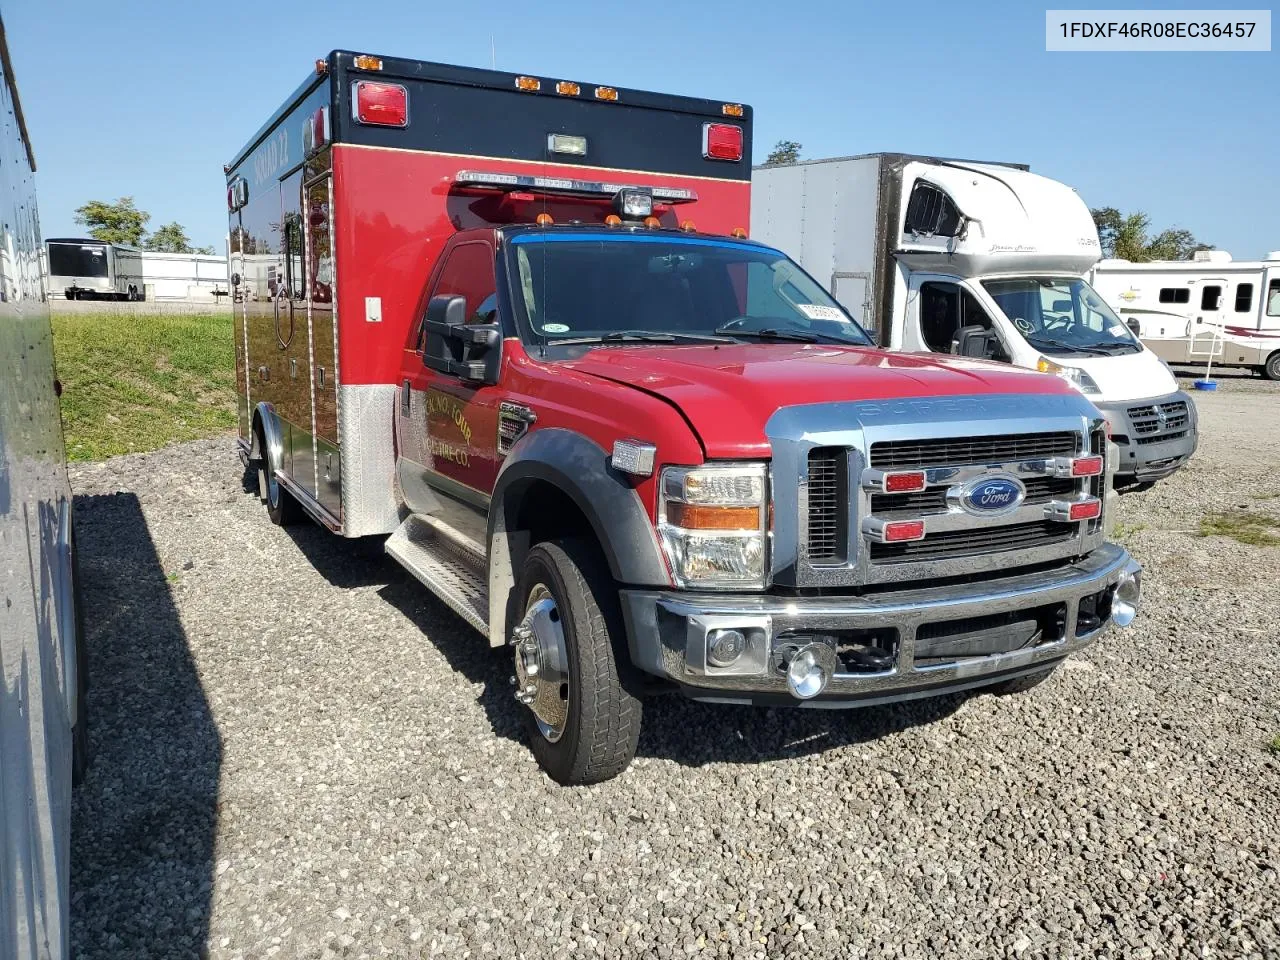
top-left (884, 471), bottom-right (927, 494)
top-left (702, 123), bottom-right (742, 161)
top-left (353, 81), bottom-right (408, 127)
top-left (1072, 455), bottom-right (1104, 477)
top-left (883, 520), bottom-right (926, 543)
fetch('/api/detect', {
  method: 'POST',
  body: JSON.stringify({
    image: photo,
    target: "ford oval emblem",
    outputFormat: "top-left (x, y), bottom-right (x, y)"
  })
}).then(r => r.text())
top-left (959, 475), bottom-right (1025, 516)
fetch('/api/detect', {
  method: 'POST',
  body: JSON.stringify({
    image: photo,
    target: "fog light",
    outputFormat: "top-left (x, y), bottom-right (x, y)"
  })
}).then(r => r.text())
top-left (1112, 565), bottom-right (1142, 627)
top-left (785, 643), bottom-right (836, 700)
top-left (707, 628), bottom-right (746, 667)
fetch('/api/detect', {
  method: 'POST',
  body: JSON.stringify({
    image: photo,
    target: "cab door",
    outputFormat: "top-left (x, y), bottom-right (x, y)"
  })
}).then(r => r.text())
top-left (396, 236), bottom-right (504, 538)
top-left (904, 276), bottom-right (1009, 361)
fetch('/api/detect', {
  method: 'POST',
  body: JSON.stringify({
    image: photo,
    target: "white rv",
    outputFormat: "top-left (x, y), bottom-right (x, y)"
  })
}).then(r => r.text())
top-left (1089, 251), bottom-right (1280, 379)
top-left (751, 154), bottom-right (1196, 484)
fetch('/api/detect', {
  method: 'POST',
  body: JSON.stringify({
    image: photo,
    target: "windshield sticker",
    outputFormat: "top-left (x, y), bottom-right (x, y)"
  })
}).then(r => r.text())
top-left (1108, 324), bottom-right (1127, 336)
top-left (797, 304), bottom-right (848, 322)
top-left (543, 323), bottom-right (570, 334)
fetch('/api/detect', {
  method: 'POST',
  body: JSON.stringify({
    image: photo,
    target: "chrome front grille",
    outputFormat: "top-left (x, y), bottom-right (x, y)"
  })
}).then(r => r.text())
top-left (869, 520), bottom-right (1075, 563)
top-left (770, 392), bottom-right (1109, 589)
top-left (869, 476), bottom-right (1077, 517)
top-left (806, 447), bottom-right (845, 563)
top-left (869, 432), bottom-right (1079, 470)
top-left (1129, 400), bottom-right (1189, 444)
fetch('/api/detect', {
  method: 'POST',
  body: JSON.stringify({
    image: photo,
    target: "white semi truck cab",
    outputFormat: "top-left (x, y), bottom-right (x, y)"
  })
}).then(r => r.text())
top-left (752, 154), bottom-right (1197, 484)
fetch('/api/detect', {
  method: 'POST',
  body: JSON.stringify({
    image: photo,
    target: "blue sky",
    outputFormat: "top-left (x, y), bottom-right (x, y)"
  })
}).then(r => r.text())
top-left (8, 0), bottom-right (1277, 258)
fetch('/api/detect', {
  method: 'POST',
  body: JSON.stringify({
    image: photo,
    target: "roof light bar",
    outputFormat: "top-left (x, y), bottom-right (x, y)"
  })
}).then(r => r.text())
top-left (594, 86), bottom-right (618, 101)
top-left (555, 81), bottom-right (581, 96)
top-left (454, 170), bottom-right (698, 203)
top-left (515, 76), bottom-right (541, 92)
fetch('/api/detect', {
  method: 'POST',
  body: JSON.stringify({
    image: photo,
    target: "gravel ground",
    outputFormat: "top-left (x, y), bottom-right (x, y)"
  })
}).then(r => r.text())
top-left (69, 382), bottom-right (1280, 960)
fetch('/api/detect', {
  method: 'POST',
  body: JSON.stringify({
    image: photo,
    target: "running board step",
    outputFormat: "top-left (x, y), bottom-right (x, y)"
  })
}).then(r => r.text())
top-left (385, 514), bottom-right (488, 636)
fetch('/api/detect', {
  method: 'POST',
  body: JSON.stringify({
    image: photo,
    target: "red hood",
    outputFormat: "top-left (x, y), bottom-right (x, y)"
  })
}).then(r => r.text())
top-left (564, 343), bottom-right (1075, 458)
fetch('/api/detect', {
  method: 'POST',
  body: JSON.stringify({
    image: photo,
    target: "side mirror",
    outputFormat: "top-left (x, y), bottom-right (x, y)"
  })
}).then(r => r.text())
top-left (953, 324), bottom-right (999, 360)
top-left (1126, 318), bottom-right (1142, 337)
top-left (230, 272), bottom-right (241, 286)
top-left (423, 295), bottom-right (502, 385)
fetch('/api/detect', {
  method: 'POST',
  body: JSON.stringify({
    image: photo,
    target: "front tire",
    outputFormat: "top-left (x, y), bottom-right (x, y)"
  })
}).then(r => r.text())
top-left (513, 540), bottom-right (641, 785)
top-left (1264, 351), bottom-right (1280, 381)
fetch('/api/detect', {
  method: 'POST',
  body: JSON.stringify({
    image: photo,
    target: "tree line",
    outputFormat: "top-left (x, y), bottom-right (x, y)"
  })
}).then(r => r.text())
top-left (761, 140), bottom-right (1211, 262)
top-left (73, 197), bottom-right (215, 255)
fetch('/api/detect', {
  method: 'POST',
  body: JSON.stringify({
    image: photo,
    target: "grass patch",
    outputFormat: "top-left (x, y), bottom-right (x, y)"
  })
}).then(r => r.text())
top-left (1197, 510), bottom-right (1280, 547)
top-left (1269, 734), bottom-right (1280, 756)
top-left (53, 311), bottom-right (236, 461)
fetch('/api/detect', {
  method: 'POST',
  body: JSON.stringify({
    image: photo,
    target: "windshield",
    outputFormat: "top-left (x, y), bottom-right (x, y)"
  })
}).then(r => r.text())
top-left (981, 277), bottom-right (1140, 356)
top-left (48, 242), bottom-right (109, 279)
top-left (506, 233), bottom-right (872, 349)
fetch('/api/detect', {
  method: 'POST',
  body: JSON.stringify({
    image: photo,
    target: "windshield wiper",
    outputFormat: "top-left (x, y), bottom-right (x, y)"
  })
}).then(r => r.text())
top-left (1023, 335), bottom-right (1117, 357)
top-left (548, 330), bottom-right (735, 346)
top-left (714, 326), bottom-right (865, 345)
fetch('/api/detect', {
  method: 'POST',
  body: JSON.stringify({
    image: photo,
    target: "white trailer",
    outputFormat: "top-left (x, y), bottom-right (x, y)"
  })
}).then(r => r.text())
top-left (751, 154), bottom-right (1197, 484)
top-left (1088, 251), bottom-right (1280, 379)
top-left (46, 242), bottom-right (228, 303)
top-left (45, 238), bottom-right (144, 300)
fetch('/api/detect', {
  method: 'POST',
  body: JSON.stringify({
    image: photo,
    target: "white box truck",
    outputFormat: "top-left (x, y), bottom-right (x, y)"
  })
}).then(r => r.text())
top-left (751, 154), bottom-right (1197, 485)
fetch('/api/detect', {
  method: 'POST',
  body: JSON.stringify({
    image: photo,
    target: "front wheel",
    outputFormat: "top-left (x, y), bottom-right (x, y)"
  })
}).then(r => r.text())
top-left (512, 540), bottom-right (641, 785)
top-left (1264, 351), bottom-right (1280, 381)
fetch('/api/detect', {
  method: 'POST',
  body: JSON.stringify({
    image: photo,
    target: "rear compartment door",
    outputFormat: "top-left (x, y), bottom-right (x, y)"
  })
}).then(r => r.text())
top-left (277, 169), bottom-right (317, 498)
top-left (305, 173), bottom-right (341, 518)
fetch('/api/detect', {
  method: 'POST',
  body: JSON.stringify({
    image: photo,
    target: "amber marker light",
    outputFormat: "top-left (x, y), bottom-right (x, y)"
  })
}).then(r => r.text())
top-left (666, 503), bottom-right (763, 531)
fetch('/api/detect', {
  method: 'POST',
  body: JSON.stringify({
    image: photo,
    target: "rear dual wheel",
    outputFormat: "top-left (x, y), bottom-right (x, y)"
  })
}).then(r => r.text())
top-left (253, 427), bottom-right (301, 526)
top-left (511, 540), bottom-right (641, 785)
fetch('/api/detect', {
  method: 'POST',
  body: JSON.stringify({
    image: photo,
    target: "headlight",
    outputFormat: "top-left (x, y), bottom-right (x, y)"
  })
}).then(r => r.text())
top-left (658, 463), bottom-right (769, 590)
top-left (1037, 356), bottom-right (1101, 395)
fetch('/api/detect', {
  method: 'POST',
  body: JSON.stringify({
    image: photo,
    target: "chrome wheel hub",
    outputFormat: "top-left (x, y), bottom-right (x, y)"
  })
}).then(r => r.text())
top-left (511, 584), bottom-right (569, 742)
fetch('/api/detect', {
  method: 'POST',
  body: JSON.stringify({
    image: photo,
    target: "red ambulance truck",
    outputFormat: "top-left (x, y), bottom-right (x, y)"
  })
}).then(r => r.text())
top-left (226, 51), bottom-right (1142, 784)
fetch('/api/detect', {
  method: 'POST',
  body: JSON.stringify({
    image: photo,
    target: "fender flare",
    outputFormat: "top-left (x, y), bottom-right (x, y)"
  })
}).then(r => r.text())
top-left (250, 402), bottom-right (285, 476)
top-left (485, 428), bottom-right (670, 646)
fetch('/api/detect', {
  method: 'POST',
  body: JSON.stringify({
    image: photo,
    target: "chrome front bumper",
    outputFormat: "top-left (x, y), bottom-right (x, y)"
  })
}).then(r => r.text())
top-left (620, 543), bottom-right (1139, 706)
